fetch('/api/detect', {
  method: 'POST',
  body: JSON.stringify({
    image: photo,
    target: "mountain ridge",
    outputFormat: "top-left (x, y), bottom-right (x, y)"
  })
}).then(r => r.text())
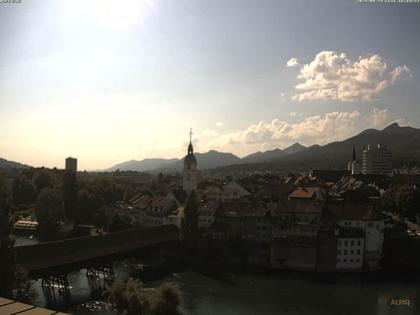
top-left (3, 123), bottom-right (419, 173)
top-left (217, 123), bottom-right (420, 172)
top-left (0, 157), bottom-right (30, 170)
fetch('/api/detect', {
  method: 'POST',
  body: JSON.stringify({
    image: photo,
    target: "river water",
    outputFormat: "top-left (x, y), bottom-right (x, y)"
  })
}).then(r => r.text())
top-left (31, 263), bottom-right (419, 315)
top-left (15, 236), bottom-right (419, 315)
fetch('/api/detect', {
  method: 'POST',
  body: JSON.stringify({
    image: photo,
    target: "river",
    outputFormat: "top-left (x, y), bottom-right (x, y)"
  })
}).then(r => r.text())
top-left (31, 263), bottom-right (419, 315)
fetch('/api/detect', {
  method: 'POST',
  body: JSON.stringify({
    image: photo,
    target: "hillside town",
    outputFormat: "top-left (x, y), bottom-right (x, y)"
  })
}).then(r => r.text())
top-left (46, 133), bottom-right (414, 273)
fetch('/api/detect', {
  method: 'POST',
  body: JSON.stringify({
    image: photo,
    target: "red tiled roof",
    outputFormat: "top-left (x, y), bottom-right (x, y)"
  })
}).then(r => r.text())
top-left (132, 196), bottom-right (153, 209)
top-left (288, 187), bottom-right (323, 200)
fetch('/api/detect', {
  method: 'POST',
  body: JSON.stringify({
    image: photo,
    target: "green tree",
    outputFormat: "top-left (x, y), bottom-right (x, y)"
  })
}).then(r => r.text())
top-left (93, 206), bottom-right (114, 230)
top-left (108, 213), bottom-right (123, 232)
top-left (105, 279), bottom-right (182, 315)
top-left (153, 283), bottom-right (182, 315)
top-left (33, 170), bottom-right (54, 193)
top-left (0, 173), bottom-right (36, 302)
top-left (395, 185), bottom-right (420, 220)
top-left (13, 267), bottom-right (36, 304)
top-left (12, 175), bottom-right (37, 206)
top-left (0, 173), bottom-right (15, 297)
top-left (106, 278), bottom-right (151, 315)
top-left (88, 179), bottom-right (119, 206)
top-left (35, 188), bottom-right (65, 239)
top-left (63, 171), bottom-right (78, 221)
top-left (382, 185), bottom-right (420, 221)
top-left (77, 188), bottom-right (101, 224)
top-left (181, 191), bottom-right (199, 251)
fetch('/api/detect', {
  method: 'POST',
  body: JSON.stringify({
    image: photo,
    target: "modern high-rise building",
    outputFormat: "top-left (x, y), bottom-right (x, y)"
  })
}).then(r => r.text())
top-left (65, 157), bottom-right (77, 172)
top-left (361, 144), bottom-right (392, 175)
top-left (182, 129), bottom-right (198, 194)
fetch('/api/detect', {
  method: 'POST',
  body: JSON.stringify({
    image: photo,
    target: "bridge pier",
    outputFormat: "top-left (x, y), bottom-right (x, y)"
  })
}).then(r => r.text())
top-left (86, 265), bottom-right (115, 283)
top-left (41, 274), bottom-right (71, 304)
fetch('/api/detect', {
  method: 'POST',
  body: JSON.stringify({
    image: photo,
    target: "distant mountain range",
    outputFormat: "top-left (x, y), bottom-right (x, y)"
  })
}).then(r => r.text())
top-left (106, 158), bottom-right (179, 172)
top-left (105, 142), bottom-right (307, 172)
top-left (2, 123), bottom-right (420, 173)
top-left (105, 123), bottom-right (420, 173)
top-left (0, 157), bottom-right (29, 170)
top-left (241, 143), bottom-right (306, 164)
top-left (218, 123), bottom-right (420, 172)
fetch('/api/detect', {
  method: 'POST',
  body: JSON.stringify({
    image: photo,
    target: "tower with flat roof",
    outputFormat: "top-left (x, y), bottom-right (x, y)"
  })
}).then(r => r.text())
top-left (65, 157), bottom-right (77, 172)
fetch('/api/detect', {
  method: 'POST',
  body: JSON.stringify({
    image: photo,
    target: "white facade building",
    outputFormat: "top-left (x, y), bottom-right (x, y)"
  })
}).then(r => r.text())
top-left (361, 144), bottom-right (392, 175)
top-left (336, 236), bottom-right (364, 269)
top-left (332, 205), bottom-right (385, 270)
top-left (255, 212), bottom-right (272, 242)
top-left (144, 197), bottom-right (177, 227)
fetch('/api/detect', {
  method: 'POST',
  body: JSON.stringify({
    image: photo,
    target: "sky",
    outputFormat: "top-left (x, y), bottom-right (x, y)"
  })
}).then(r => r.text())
top-left (0, 0), bottom-right (419, 170)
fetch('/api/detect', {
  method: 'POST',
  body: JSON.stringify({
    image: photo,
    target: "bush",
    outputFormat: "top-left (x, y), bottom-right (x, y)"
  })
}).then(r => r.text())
top-left (105, 279), bottom-right (182, 315)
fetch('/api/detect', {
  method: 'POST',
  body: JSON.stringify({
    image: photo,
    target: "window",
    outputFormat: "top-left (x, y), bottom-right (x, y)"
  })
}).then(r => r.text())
top-left (350, 250), bottom-right (354, 255)
top-left (350, 240), bottom-right (354, 246)
top-left (338, 240), bottom-right (342, 247)
top-left (357, 240), bottom-right (361, 246)
top-left (357, 249), bottom-right (360, 255)
top-left (344, 250), bottom-right (348, 255)
top-left (344, 240), bottom-right (348, 246)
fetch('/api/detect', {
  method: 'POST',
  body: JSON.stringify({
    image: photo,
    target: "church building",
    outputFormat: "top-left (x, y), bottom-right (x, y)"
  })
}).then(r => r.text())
top-left (183, 129), bottom-right (198, 194)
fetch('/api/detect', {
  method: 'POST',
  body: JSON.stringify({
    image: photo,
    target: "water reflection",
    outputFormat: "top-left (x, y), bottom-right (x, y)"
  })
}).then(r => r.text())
top-left (30, 259), bottom-right (420, 315)
top-left (13, 235), bottom-right (40, 247)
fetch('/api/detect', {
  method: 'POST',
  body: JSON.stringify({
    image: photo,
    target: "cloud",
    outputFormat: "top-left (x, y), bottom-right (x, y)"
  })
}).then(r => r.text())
top-left (206, 110), bottom-right (361, 155)
top-left (215, 122), bottom-right (223, 127)
top-left (392, 118), bottom-right (411, 127)
top-left (390, 65), bottom-right (412, 83)
top-left (368, 108), bottom-right (389, 127)
top-left (289, 112), bottom-right (302, 117)
top-left (286, 57), bottom-right (299, 67)
top-left (289, 51), bottom-right (412, 102)
top-left (201, 128), bottom-right (219, 137)
top-left (280, 92), bottom-right (286, 102)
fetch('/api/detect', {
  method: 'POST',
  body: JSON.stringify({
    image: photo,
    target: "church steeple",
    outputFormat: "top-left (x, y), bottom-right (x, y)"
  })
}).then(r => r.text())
top-left (183, 128), bottom-right (198, 193)
top-left (188, 128), bottom-right (194, 155)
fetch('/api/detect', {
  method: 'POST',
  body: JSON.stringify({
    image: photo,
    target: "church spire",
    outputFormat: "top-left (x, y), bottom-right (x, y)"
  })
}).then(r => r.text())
top-left (188, 128), bottom-right (194, 155)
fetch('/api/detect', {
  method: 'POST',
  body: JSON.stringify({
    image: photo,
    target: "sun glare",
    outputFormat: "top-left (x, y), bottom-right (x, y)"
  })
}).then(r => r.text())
top-left (67, 0), bottom-right (155, 29)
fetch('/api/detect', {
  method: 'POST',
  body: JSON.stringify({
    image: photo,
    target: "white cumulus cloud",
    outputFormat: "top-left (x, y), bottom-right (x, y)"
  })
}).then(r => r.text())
top-left (368, 108), bottom-right (389, 127)
top-left (289, 112), bottom-right (302, 117)
top-left (286, 57), bottom-right (299, 67)
top-left (289, 51), bottom-right (412, 102)
top-left (390, 65), bottom-right (412, 83)
top-left (205, 110), bottom-right (361, 156)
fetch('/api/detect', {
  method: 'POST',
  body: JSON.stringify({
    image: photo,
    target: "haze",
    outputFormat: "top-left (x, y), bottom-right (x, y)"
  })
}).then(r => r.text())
top-left (0, 0), bottom-right (419, 170)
